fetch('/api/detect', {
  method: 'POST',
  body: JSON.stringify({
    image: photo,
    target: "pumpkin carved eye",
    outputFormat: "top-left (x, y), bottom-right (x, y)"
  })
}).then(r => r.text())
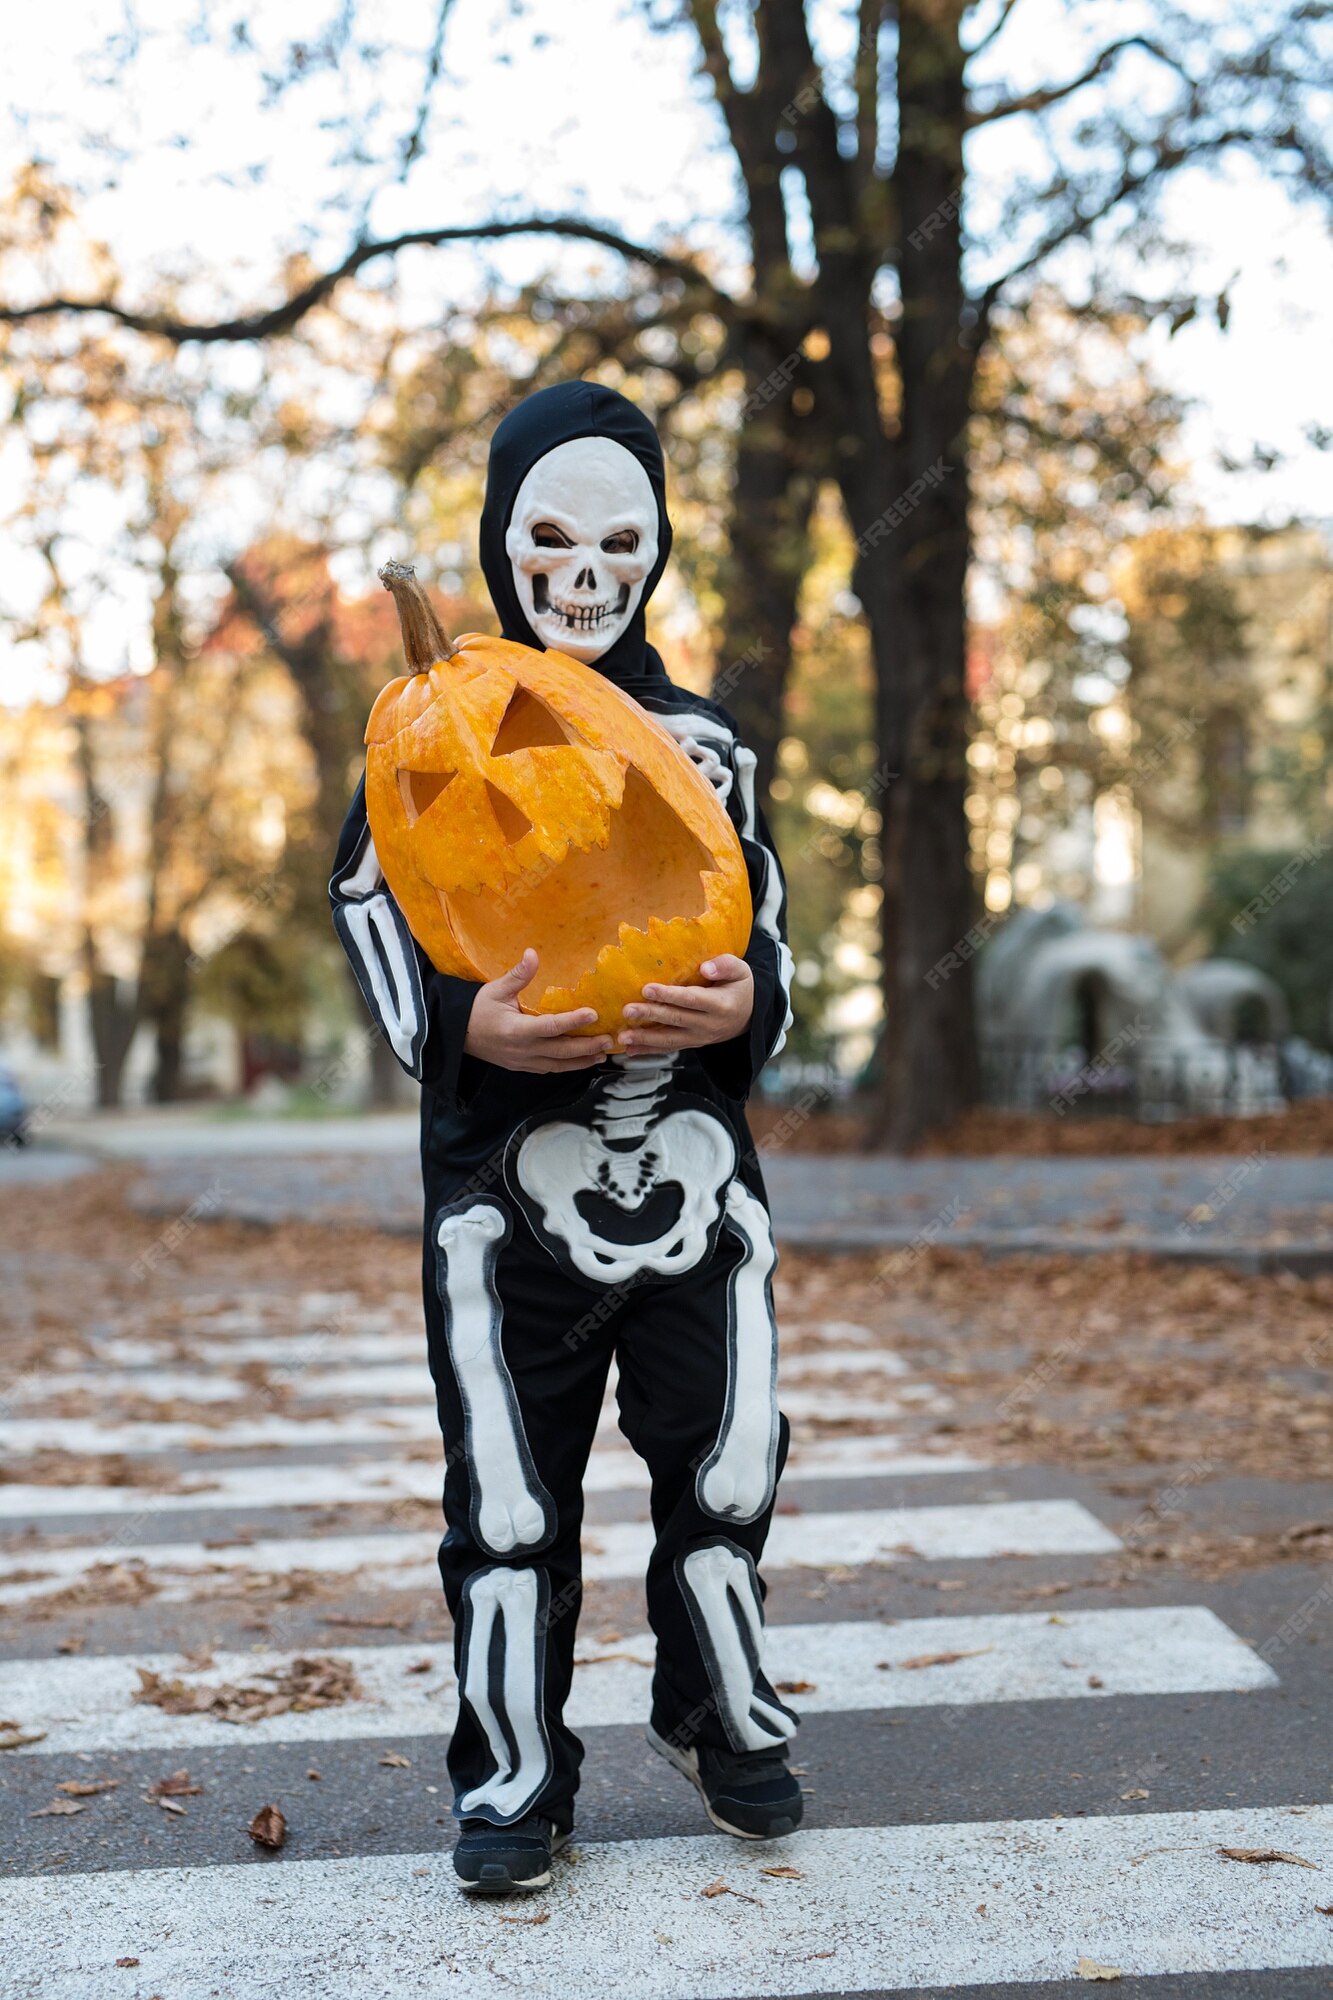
top-left (398, 766), bottom-right (455, 823)
top-left (490, 684), bottom-right (577, 754)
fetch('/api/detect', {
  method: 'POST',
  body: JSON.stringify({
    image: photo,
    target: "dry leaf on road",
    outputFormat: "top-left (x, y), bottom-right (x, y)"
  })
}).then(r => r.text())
top-left (497, 1910), bottom-right (551, 1925)
top-left (894, 1646), bottom-right (995, 1672)
top-left (1218, 1846), bottom-right (1318, 1868)
top-left (30, 1798), bottom-right (87, 1817)
top-left (56, 1777), bottom-right (119, 1796)
top-left (378, 1750), bottom-right (412, 1768)
top-left (774, 1679), bottom-right (817, 1694)
top-left (146, 1770), bottom-right (202, 1800)
top-left (248, 1804), bottom-right (287, 1849)
top-left (761, 1865), bottom-right (805, 1879)
top-left (1076, 1958), bottom-right (1123, 1981)
top-left (0, 1727), bottom-right (47, 1750)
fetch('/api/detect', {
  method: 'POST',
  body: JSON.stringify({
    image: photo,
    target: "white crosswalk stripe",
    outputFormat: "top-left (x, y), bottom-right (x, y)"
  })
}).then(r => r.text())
top-left (0, 1607), bottom-right (1276, 1756)
top-left (0, 1499), bottom-right (1119, 1605)
top-left (4, 1806), bottom-right (1330, 1998)
top-left (0, 1434), bottom-right (985, 1520)
top-left (0, 1380), bottom-right (948, 1456)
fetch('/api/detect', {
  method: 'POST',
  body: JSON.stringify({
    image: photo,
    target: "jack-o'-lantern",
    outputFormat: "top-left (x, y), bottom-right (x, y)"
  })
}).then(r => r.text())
top-left (365, 563), bottom-right (751, 1032)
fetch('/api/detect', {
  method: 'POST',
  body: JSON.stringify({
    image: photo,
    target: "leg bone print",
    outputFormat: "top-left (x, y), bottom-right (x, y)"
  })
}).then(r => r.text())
top-left (511, 1058), bottom-right (735, 1285)
top-left (456, 1565), bottom-right (553, 1822)
top-left (695, 1179), bottom-right (781, 1524)
top-left (434, 1199), bottom-right (554, 1556)
top-left (677, 1541), bottom-right (798, 1752)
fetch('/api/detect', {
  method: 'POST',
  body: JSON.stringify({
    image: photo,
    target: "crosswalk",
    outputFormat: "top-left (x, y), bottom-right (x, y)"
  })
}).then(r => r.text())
top-left (1, 1284), bottom-right (1324, 1998)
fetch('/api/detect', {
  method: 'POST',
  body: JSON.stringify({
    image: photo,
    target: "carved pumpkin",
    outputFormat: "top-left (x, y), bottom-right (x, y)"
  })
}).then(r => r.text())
top-left (365, 563), bottom-right (752, 1032)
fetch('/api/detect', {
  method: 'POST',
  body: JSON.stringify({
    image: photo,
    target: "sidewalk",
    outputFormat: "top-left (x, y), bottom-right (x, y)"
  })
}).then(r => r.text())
top-left (23, 1111), bottom-right (1329, 1271)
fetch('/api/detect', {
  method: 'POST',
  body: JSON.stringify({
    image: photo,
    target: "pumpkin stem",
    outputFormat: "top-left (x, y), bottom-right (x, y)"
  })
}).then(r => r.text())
top-left (378, 561), bottom-right (454, 673)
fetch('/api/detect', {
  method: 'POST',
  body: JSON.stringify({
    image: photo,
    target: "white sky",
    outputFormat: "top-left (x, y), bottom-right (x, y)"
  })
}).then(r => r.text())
top-left (1, 0), bottom-right (1330, 707)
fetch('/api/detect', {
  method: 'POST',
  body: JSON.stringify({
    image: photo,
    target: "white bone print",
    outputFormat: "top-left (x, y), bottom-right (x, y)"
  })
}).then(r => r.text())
top-left (457, 1566), bottom-right (552, 1820)
top-left (678, 1542), bottom-right (797, 1751)
top-left (695, 1179), bottom-right (780, 1523)
top-left (514, 1059), bottom-right (734, 1283)
top-left (435, 1201), bottom-right (552, 1556)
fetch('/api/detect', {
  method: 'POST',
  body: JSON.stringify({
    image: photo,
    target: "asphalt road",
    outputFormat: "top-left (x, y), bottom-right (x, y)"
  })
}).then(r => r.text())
top-left (0, 1148), bottom-right (1330, 1997)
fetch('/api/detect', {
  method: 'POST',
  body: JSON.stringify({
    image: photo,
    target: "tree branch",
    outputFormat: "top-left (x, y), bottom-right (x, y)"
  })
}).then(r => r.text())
top-left (0, 216), bottom-right (736, 342)
top-left (967, 36), bottom-right (1191, 127)
top-left (965, 0), bottom-right (1026, 61)
top-left (973, 125), bottom-right (1297, 331)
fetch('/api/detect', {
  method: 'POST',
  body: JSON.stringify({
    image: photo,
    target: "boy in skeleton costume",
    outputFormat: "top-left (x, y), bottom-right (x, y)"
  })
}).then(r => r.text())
top-left (331, 383), bottom-right (801, 1894)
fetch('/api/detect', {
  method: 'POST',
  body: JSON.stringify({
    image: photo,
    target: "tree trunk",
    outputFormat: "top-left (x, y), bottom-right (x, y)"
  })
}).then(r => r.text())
top-left (713, 334), bottom-right (816, 796)
top-left (142, 929), bottom-right (192, 1102)
top-left (871, 0), bottom-right (978, 1149)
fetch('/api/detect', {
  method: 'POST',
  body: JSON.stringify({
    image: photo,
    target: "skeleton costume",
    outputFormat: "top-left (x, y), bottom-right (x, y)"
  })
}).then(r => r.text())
top-left (331, 383), bottom-right (796, 1834)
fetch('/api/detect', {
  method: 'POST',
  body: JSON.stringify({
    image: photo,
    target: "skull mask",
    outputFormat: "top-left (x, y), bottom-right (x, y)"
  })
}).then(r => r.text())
top-left (505, 436), bottom-right (659, 663)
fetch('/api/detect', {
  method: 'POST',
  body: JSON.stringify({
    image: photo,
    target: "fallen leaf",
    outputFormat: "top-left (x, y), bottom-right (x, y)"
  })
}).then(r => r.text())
top-left (56, 1777), bottom-right (119, 1797)
top-left (897, 1646), bottom-right (994, 1671)
top-left (1047, 1613), bottom-right (1070, 1626)
top-left (146, 1770), bottom-right (201, 1800)
top-left (1219, 1846), bottom-right (1318, 1869)
top-left (156, 1798), bottom-right (187, 1816)
top-left (379, 1750), bottom-right (412, 1768)
top-left (115, 1958), bottom-right (140, 1968)
top-left (497, 1910), bottom-right (551, 1925)
top-left (774, 1679), bottom-right (816, 1694)
top-left (248, 1804), bottom-right (287, 1850)
top-left (134, 1656), bottom-right (362, 1725)
top-left (307, 1768), bottom-right (321, 1781)
top-left (1316, 1905), bottom-right (1333, 1915)
top-left (31, 1798), bottom-right (87, 1817)
top-left (1076, 1956), bottom-right (1123, 1981)
top-left (1088, 1674), bottom-right (1105, 1689)
top-left (760, 1865), bottom-right (804, 1879)
top-left (405, 1659), bottom-right (433, 1675)
top-left (56, 1636), bottom-right (86, 1655)
top-left (0, 1727), bottom-right (47, 1750)
top-left (701, 1878), bottom-right (730, 1898)
top-left (1120, 1788), bottom-right (1150, 1801)
top-left (976, 1903), bottom-right (988, 1916)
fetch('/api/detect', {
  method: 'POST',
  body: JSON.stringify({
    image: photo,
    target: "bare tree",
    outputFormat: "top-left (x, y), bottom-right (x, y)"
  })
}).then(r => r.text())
top-left (4, 0), bottom-right (1327, 1141)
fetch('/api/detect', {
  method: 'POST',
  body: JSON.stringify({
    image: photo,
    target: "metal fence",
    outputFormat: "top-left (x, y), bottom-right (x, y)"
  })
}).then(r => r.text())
top-left (979, 1038), bottom-right (1290, 1123)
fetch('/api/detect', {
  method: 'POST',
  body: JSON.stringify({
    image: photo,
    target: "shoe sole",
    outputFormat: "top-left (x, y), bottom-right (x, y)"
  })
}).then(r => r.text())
top-left (645, 1724), bottom-right (800, 1842)
top-left (456, 1828), bottom-right (570, 1894)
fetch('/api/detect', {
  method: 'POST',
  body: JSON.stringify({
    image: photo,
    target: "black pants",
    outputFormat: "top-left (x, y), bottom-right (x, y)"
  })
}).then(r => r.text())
top-left (423, 1184), bottom-right (797, 1830)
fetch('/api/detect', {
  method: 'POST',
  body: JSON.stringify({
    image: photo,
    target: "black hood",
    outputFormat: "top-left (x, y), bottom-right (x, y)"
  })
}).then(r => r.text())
top-left (478, 381), bottom-right (673, 695)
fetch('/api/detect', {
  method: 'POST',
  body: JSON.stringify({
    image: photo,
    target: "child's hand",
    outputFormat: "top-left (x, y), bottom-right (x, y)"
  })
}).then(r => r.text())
top-left (618, 955), bottom-right (754, 1054)
top-left (464, 950), bottom-right (613, 1073)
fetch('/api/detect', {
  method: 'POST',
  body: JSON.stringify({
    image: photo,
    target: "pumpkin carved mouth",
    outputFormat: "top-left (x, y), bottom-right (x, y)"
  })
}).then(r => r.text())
top-left (438, 764), bottom-right (718, 1000)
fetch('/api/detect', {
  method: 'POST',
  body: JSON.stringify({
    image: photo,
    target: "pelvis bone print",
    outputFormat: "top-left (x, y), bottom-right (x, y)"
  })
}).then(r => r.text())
top-left (508, 1057), bottom-right (736, 1285)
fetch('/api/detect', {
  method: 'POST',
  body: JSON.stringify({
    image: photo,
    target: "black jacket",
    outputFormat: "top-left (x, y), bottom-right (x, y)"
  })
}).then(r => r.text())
top-left (330, 383), bottom-right (792, 1220)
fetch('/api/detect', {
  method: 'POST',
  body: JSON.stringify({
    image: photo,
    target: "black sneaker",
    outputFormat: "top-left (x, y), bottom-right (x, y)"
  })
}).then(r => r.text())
top-left (646, 1722), bottom-right (804, 1840)
top-left (452, 1814), bottom-right (570, 1894)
